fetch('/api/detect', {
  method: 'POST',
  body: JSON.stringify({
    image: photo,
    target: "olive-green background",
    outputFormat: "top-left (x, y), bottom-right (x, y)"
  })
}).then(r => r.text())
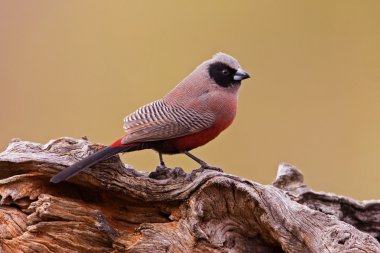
top-left (1, 1), bottom-right (379, 199)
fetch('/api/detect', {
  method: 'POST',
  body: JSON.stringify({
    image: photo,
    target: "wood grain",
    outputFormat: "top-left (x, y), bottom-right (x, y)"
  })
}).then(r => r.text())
top-left (0, 137), bottom-right (379, 252)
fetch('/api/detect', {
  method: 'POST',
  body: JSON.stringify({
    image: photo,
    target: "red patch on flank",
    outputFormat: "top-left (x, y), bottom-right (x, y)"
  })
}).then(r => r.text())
top-left (110, 134), bottom-right (128, 147)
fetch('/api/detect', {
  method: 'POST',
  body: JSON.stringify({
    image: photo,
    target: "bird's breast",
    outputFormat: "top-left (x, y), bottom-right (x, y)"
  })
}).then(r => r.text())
top-left (155, 97), bottom-right (238, 154)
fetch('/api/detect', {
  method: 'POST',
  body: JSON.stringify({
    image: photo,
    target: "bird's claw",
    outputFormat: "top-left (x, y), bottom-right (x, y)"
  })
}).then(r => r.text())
top-left (191, 165), bottom-right (223, 174)
top-left (157, 164), bottom-right (167, 170)
top-left (149, 165), bottom-right (170, 179)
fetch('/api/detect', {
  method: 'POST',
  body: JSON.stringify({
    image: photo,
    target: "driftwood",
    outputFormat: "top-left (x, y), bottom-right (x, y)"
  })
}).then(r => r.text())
top-left (0, 137), bottom-right (379, 253)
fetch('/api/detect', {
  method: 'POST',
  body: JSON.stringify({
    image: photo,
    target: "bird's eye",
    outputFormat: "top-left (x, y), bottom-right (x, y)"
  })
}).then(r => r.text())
top-left (222, 69), bottom-right (230, 75)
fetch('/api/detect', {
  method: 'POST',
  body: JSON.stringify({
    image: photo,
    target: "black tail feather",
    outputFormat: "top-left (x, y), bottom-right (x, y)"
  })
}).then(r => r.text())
top-left (50, 146), bottom-right (132, 183)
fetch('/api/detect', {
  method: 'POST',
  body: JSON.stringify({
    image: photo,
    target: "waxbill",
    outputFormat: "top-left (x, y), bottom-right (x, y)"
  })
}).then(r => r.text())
top-left (50, 52), bottom-right (250, 183)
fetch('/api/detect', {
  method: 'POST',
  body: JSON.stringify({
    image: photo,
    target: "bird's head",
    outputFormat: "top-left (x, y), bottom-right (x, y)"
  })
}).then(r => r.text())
top-left (203, 52), bottom-right (250, 88)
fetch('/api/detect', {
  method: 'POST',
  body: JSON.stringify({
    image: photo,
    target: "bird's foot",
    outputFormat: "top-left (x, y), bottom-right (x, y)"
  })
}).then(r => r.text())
top-left (155, 161), bottom-right (168, 170)
top-left (149, 165), bottom-right (170, 179)
top-left (192, 164), bottom-right (223, 174)
top-left (149, 165), bottom-right (188, 180)
top-left (188, 165), bottom-right (223, 181)
top-left (156, 164), bottom-right (167, 170)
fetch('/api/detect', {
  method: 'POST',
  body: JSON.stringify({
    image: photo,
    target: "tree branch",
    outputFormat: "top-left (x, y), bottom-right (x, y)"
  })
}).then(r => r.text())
top-left (0, 137), bottom-right (379, 252)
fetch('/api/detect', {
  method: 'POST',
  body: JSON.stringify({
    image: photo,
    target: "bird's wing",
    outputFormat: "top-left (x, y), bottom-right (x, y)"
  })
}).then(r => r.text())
top-left (121, 100), bottom-right (215, 144)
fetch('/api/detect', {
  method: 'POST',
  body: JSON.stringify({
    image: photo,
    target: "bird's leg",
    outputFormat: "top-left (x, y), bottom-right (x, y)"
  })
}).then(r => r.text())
top-left (149, 152), bottom-right (171, 179)
top-left (158, 152), bottom-right (166, 168)
top-left (183, 150), bottom-right (223, 173)
top-left (183, 150), bottom-right (208, 167)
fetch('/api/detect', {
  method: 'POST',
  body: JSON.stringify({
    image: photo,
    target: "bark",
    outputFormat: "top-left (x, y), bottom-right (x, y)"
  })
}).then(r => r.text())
top-left (0, 137), bottom-right (379, 253)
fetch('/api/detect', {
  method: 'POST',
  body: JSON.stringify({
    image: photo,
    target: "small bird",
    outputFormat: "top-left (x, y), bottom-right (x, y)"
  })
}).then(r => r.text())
top-left (50, 52), bottom-right (250, 183)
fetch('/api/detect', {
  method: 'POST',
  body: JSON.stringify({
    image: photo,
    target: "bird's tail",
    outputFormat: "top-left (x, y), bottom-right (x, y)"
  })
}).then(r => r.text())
top-left (50, 145), bottom-right (133, 183)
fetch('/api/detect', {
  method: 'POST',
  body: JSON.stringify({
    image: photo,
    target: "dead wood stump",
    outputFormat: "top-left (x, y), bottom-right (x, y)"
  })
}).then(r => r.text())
top-left (0, 137), bottom-right (379, 252)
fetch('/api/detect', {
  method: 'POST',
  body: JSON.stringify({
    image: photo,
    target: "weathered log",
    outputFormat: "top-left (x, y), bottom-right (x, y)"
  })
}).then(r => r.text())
top-left (0, 137), bottom-right (379, 252)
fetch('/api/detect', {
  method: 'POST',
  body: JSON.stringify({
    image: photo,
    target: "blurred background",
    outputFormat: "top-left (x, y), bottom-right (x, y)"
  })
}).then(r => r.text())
top-left (1, 1), bottom-right (379, 200)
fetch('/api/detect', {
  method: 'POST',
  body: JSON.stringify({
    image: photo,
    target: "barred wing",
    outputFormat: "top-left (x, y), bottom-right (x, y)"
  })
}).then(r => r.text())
top-left (121, 100), bottom-right (215, 144)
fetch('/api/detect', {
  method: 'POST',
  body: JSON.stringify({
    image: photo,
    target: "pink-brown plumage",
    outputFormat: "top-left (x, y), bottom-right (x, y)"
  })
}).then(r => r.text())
top-left (50, 52), bottom-right (250, 183)
top-left (120, 53), bottom-right (241, 150)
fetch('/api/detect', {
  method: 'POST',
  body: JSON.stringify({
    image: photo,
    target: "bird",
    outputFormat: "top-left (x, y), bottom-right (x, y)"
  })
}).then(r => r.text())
top-left (50, 52), bottom-right (250, 183)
